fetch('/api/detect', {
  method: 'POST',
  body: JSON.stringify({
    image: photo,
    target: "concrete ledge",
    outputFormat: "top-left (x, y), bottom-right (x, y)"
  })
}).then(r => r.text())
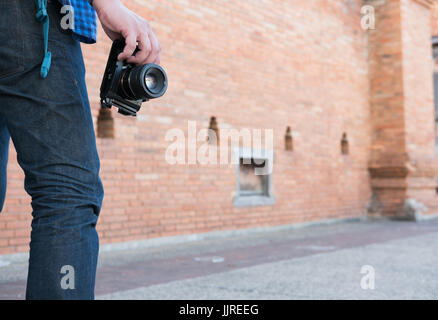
top-left (11, 214), bottom-right (432, 264)
top-left (0, 252), bottom-right (28, 266)
top-left (417, 213), bottom-right (438, 221)
top-left (4, 212), bottom-right (437, 264)
top-left (402, 199), bottom-right (438, 222)
top-left (0, 216), bottom-right (364, 264)
top-left (99, 216), bottom-right (363, 253)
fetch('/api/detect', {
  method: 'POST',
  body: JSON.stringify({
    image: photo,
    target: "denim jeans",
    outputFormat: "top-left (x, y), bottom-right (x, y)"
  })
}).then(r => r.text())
top-left (0, 0), bottom-right (104, 299)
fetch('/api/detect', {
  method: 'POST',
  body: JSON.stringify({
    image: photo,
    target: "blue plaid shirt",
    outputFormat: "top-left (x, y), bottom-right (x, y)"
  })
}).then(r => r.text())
top-left (57, 0), bottom-right (97, 44)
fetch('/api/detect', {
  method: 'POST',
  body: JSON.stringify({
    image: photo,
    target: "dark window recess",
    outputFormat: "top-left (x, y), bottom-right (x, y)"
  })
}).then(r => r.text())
top-left (434, 73), bottom-right (438, 122)
top-left (285, 126), bottom-right (293, 151)
top-left (435, 176), bottom-right (438, 195)
top-left (432, 37), bottom-right (438, 153)
top-left (208, 116), bottom-right (219, 144)
top-left (341, 133), bottom-right (349, 155)
top-left (434, 73), bottom-right (438, 152)
top-left (433, 37), bottom-right (438, 60)
top-left (97, 107), bottom-right (115, 139)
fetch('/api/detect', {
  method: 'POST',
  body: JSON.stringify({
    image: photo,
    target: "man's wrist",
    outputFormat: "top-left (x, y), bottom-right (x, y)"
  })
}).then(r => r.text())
top-left (93, 0), bottom-right (121, 11)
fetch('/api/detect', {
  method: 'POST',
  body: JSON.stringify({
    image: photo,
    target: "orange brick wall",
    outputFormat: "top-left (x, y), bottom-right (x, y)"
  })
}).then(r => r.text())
top-left (432, 0), bottom-right (438, 35)
top-left (0, 0), bottom-right (436, 254)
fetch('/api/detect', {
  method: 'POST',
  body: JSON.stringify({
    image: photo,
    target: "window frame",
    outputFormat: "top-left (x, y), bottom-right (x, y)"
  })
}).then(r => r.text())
top-left (233, 148), bottom-right (275, 207)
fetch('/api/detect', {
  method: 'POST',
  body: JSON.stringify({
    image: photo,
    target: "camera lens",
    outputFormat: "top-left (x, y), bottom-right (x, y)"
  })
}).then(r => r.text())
top-left (120, 64), bottom-right (167, 100)
top-left (145, 74), bottom-right (157, 90)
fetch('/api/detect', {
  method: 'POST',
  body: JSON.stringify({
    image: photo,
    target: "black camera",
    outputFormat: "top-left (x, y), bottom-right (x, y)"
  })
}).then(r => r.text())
top-left (100, 39), bottom-right (168, 116)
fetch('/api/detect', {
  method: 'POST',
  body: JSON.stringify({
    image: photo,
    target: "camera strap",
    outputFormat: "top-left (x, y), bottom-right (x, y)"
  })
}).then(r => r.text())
top-left (34, 0), bottom-right (52, 78)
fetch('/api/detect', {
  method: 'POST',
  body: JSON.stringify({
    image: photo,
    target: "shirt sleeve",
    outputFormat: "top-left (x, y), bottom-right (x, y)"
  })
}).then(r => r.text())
top-left (57, 0), bottom-right (98, 44)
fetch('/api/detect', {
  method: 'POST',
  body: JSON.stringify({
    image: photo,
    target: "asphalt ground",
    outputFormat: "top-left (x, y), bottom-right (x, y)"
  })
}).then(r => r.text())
top-left (0, 219), bottom-right (437, 300)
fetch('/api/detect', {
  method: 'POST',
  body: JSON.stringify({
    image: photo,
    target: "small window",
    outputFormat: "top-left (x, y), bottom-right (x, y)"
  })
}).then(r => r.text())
top-left (233, 149), bottom-right (275, 207)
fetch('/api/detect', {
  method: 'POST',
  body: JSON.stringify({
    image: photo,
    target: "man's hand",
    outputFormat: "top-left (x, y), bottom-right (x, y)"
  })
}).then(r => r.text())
top-left (93, 0), bottom-right (161, 65)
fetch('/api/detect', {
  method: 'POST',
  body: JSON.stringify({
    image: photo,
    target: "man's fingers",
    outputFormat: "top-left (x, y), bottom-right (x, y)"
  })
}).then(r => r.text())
top-left (117, 33), bottom-right (137, 61)
top-left (154, 54), bottom-right (161, 65)
top-left (153, 43), bottom-right (161, 64)
top-left (127, 34), bottom-right (151, 64)
top-left (145, 32), bottom-right (160, 64)
top-left (115, 23), bottom-right (161, 65)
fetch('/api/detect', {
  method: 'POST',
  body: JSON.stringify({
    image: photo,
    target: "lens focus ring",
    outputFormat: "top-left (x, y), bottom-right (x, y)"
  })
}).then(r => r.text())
top-left (123, 64), bottom-right (167, 100)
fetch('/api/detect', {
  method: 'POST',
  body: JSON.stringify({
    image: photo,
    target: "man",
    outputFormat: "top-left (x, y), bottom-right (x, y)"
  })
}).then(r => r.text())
top-left (0, 0), bottom-right (161, 299)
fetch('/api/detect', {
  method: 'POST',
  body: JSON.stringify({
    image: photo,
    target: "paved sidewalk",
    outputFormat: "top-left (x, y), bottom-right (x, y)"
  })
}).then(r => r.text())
top-left (1, 219), bottom-right (438, 299)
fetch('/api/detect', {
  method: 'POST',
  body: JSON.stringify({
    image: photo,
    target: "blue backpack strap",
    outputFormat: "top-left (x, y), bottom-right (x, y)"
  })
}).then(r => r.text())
top-left (35, 0), bottom-right (52, 78)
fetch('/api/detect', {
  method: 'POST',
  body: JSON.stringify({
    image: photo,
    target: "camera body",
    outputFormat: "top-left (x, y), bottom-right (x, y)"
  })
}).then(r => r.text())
top-left (100, 39), bottom-right (168, 116)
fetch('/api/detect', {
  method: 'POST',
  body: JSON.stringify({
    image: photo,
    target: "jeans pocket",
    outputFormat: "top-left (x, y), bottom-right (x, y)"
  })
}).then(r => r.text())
top-left (24, 34), bottom-right (82, 105)
top-left (0, 0), bottom-right (24, 79)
